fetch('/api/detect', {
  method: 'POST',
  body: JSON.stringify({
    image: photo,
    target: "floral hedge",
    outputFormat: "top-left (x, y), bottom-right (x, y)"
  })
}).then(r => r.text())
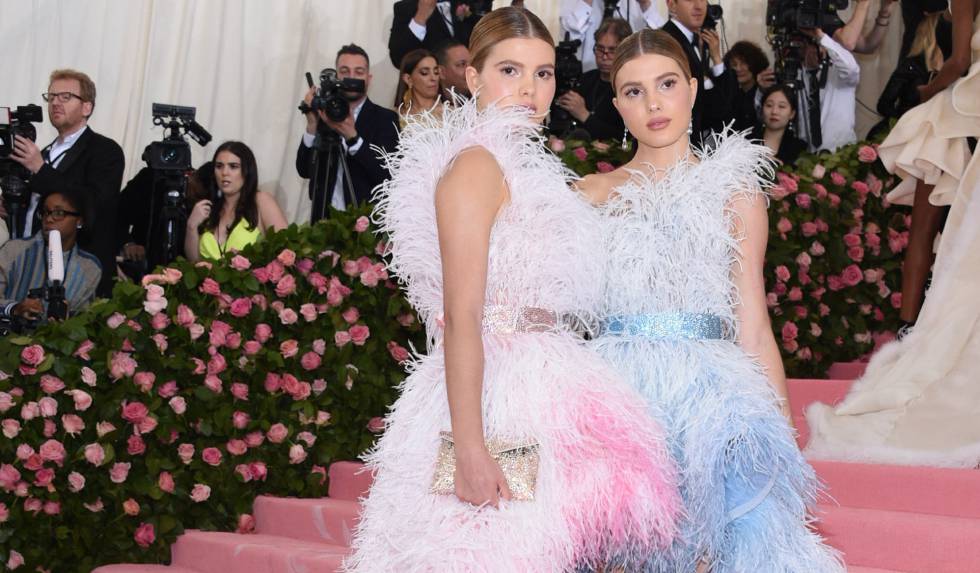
top-left (0, 207), bottom-right (423, 572)
top-left (551, 134), bottom-right (910, 378)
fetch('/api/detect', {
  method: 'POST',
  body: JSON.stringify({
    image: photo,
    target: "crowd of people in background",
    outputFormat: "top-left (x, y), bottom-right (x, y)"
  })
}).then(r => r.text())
top-left (0, 0), bottom-right (961, 331)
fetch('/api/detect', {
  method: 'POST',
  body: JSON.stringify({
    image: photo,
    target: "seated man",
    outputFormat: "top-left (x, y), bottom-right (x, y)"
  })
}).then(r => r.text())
top-left (556, 18), bottom-right (632, 140)
top-left (0, 186), bottom-right (101, 331)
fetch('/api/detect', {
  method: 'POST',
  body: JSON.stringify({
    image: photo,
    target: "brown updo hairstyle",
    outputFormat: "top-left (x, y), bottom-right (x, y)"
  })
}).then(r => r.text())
top-left (468, 6), bottom-right (555, 72)
top-left (611, 29), bottom-right (693, 90)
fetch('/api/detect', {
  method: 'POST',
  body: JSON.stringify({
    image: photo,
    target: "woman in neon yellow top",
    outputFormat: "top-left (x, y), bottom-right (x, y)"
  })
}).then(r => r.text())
top-left (184, 141), bottom-right (288, 262)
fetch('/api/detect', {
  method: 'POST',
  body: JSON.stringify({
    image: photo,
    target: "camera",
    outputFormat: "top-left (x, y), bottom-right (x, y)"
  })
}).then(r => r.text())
top-left (548, 34), bottom-right (584, 137)
top-left (703, 4), bottom-right (724, 31)
top-left (767, 0), bottom-right (848, 34)
top-left (301, 69), bottom-right (366, 123)
top-left (143, 103), bottom-right (211, 172)
top-left (0, 104), bottom-right (43, 236)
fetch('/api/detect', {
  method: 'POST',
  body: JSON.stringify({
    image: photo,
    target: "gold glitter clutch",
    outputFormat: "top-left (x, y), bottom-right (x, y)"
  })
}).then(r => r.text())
top-left (430, 431), bottom-right (540, 501)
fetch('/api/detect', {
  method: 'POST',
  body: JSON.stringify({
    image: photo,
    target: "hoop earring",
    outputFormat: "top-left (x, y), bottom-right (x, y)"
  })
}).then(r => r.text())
top-left (621, 126), bottom-right (631, 151)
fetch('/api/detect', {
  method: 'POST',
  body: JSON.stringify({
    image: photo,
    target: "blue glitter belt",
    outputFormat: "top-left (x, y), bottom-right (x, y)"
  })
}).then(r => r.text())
top-left (600, 312), bottom-right (726, 340)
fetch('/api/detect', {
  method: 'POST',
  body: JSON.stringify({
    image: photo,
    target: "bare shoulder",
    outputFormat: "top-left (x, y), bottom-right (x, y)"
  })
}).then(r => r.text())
top-left (438, 146), bottom-right (506, 203)
top-left (254, 190), bottom-right (279, 206)
top-left (574, 170), bottom-right (631, 205)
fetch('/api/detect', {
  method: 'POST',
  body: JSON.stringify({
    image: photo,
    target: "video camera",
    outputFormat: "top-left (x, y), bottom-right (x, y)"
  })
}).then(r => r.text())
top-left (549, 34), bottom-right (584, 137)
top-left (767, 0), bottom-right (848, 33)
top-left (141, 103), bottom-right (212, 267)
top-left (0, 104), bottom-right (44, 236)
top-left (300, 69), bottom-right (366, 123)
top-left (703, 4), bottom-right (724, 31)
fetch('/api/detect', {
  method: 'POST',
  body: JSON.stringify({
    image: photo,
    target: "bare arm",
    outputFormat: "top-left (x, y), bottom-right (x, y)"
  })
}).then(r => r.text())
top-left (256, 191), bottom-right (289, 233)
top-left (731, 193), bottom-right (793, 425)
top-left (436, 147), bottom-right (512, 507)
top-left (852, 0), bottom-right (897, 54)
top-left (833, 0), bottom-right (872, 51)
top-left (919, 0), bottom-right (976, 101)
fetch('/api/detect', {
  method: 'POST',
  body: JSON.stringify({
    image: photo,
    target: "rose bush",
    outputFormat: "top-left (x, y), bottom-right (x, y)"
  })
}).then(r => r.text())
top-left (0, 206), bottom-right (423, 571)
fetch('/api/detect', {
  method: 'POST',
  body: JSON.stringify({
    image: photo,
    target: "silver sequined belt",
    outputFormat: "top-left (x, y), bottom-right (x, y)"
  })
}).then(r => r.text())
top-left (482, 305), bottom-right (559, 335)
top-left (600, 312), bottom-right (726, 340)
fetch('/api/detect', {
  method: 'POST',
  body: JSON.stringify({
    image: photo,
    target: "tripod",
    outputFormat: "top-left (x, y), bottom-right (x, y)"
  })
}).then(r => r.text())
top-left (144, 172), bottom-right (188, 269)
top-left (309, 126), bottom-right (358, 224)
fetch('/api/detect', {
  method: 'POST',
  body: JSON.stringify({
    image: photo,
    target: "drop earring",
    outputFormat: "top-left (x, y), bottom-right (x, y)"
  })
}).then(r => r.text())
top-left (687, 119), bottom-right (693, 135)
top-left (621, 126), bottom-right (631, 151)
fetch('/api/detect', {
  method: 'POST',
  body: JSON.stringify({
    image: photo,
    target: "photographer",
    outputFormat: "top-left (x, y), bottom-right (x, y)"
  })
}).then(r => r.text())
top-left (296, 44), bottom-right (399, 218)
top-left (797, 26), bottom-right (861, 151)
top-left (556, 18), bottom-right (632, 140)
top-left (7, 69), bottom-right (124, 297)
top-left (661, 0), bottom-right (737, 143)
top-left (560, 0), bottom-right (665, 72)
top-left (0, 186), bottom-right (100, 329)
top-left (724, 40), bottom-right (770, 132)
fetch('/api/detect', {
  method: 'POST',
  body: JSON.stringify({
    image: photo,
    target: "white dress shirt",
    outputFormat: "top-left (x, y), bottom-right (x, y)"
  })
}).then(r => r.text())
top-left (20, 124), bottom-right (88, 238)
top-left (302, 98), bottom-right (366, 211)
top-left (560, 0), bottom-right (666, 72)
top-left (408, 1), bottom-right (454, 41)
top-left (798, 33), bottom-right (860, 152)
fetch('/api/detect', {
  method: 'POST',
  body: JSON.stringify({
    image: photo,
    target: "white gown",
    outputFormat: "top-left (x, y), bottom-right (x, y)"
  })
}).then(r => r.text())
top-left (805, 10), bottom-right (980, 468)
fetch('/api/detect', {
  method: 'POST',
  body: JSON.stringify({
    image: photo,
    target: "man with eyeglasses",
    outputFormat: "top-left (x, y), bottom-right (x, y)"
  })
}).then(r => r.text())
top-left (560, 0), bottom-right (665, 73)
top-left (7, 68), bottom-right (124, 297)
top-left (556, 18), bottom-right (633, 141)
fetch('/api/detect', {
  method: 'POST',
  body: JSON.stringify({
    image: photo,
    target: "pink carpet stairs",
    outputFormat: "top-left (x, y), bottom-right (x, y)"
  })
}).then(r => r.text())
top-left (95, 361), bottom-right (980, 573)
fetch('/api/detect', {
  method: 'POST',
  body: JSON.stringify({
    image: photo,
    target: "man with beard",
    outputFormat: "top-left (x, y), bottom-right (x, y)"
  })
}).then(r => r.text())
top-left (297, 44), bottom-right (399, 221)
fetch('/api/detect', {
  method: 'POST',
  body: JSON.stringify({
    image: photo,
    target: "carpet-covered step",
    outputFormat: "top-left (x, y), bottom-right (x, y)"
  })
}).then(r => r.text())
top-left (813, 460), bottom-right (980, 519)
top-left (846, 567), bottom-right (906, 573)
top-left (816, 504), bottom-right (980, 573)
top-left (170, 530), bottom-right (348, 572)
top-left (827, 361), bottom-right (868, 380)
top-left (786, 378), bottom-right (855, 446)
top-left (92, 566), bottom-right (200, 573)
top-left (253, 495), bottom-right (361, 546)
top-left (328, 461), bottom-right (373, 501)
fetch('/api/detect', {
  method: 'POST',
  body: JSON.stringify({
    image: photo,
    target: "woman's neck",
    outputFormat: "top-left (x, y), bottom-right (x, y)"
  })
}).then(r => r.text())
top-left (628, 136), bottom-right (694, 174)
top-left (222, 194), bottom-right (241, 217)
top-left (763, 126), bottom-right (786, 153)
top-left (411, 93), bottom-right (437, 112)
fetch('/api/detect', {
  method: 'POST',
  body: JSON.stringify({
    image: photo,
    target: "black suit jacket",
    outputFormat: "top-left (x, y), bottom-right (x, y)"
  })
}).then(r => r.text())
top-left (296, 98), bottom-right (399, 219)
top-left (389, 0), bottom-right (480, 68)
top-left (661, 20), bottom-right (736, 144)
top-left (31, 126), bottom-right (125, 296)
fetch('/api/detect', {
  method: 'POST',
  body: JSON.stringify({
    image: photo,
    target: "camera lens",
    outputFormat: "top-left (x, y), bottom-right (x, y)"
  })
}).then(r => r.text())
top-left (161, 147), bottom-right (180, 164)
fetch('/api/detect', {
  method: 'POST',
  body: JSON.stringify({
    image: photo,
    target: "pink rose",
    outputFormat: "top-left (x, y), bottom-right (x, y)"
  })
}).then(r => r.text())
top-left (296, 431), bottom-right (317, 447)
top-left (254, 323), bottom-right (273, 343)
top-left (39, 375), bottom-right (65, 393)
top-left (354, 216), bottom-right (370, 232)
top-left (774, 265), bottom-right (791, 282)
top-left (97, 419), bottom-right (117, 436)
top-left (107, 312), bottom-right (126, 329)
top-left (828, 193), bottom-right (841, 207)
top-left (795, 252), bottom-right (812, 268)
top-left (243, 340), bottom-right (262, 356)
top-left (799, 221), bottom-right (817, 237)
top-left (337, 307), bottom-right (360, 325)
top-left (852, 181), bottom-right (870, 196)
top-left (232, 411), bottom-right (250, 429)
top-left (280, 339), bottom-right (299, 359)
top-left (177, 304), bottom-right (196, 327)
top-left (123, 498), bottom-right (141, 516)
top-left (847, 246), bottom-right (864, 262)
top-left (596, 161), bottom-right (615, 173)
top-left (787, 287), bottom-right (803, 302)
top-left (299, 351), bottom-right (322, 371)
top-left (811, 163), bottom-right (826, 179)
top-left (857, 145), bottom-right (878, 163)
top-left (157, 471), bottom-right (175, 493)
top-left (67, 471), bottom-right (86, 493)
top-left (235, 463), bottom-right (253, 482)
top-left (0, 502), bottom-right (7, 522)
top-left (297, 303), bottom-right (317, 323)
top-left (296, 258), bottom-right (314, 275)
top-left (843, 233), bottom-right (861, 248)
top-left (121, 401), bottom-right (149, 424)
top-left (200, 278), bottom-right (222, 296)
top-left (155, 380), bottom-right (178, 399)
top-left (277, 248), bottom-right (297, 267)
top-left (278, 308), bottom-right (298, 325)
top-left (39, 439), bottom-right (66, 465)
top-left (133, 371), bottom-right (156, 394)
top-left (335, 330), bottom-right (352, 347)
top-left (85, 444), bottom-right (105, 466)
top-left (776, 217), bottom-right (792, 234)
top-left (39, 396), bottom-right (58, 417)
top-left (127, 434), bottom-right (146, 456)
top-left (275, 274), bottom-right (297, 298)
top-left (204, 374), bottom-right (223, 394)
top-left (795, 193), bottom-right (812, 209)
top-left (281, 373), bottom-right (300, 395)
top-left (190, 483), bottom-right (211, 502)
top-left (830, 171), bottom-right (846, 186)
top-left (6, 550), bottom-right (24, 570)
top-left (202, 447), bottom-right (223, 466)
top-left (248, 461), bottom-right (268, 481)
top-left (549, 137), bottom-right (566, 152)
top-left (20, 344), bottom-right (45, 366)
top-left (350, 325), bottom-right (370, 346)
top-left (288, 444), bottom-right (308, 464)
top-left (110, 462), bottom-right (131, 483)
top-left (151, 333), bottom-right (169, 353)
top-left (842, 264), bottom-right (864, 287)
top-left (110, 351), bottom-right (138, 380)
top-left (387, 341), bottom-right (410, 363)
top-left (42, 500), bottom-right (60, 515)
top-left (225, 439), bottom-right (248, 458)
top-left (812, 183), bottom-right (828, 199)
top-left (827, 275), bottom-right (845, 291)
top-left (231, 382), bottom-right (250, 401)
top-left (231, 254), bottom-right (251, 270)
top-left (777, 172), bottom-right (799, 192)
top-left (76, 340), bottom-right (95, 360)
top-left (178, 443), bottom-right (195, 464)
top-left (80, 366), bottom-right (97, 386)
top-left (396, 313), bottom-right (415, 327)
top-left (62, 414), bottom-right (85, 435)
top-left (244, 432), bottom-right (265, 448)
top-left (359, 267), bottom-right (380, 287)
top-left (2, 419), bottom-right (20, 439)
top-left (237, 513), bottom-right (256, 534)
top-left (367, 416), bottom-right (386, 433)
top-left (15, 444), bottom-right (33, 461)
top-left (34, 467), bottom-right (55, 487)
top-left (572, 146), bottom-right (588, 161)
top-left (781, 321), bottom-right (799, 341)
top-left (20, 401), bottom-right (40, 421)
top-left (312, 339), bottom-right (327, 356)
top-left (169, 396), bottom-right (187, 415)
top-left (810, 241), bottom-right (826, 256)
top-left (0, 464), bottom-right (21, 490)
top-left (83, 498), bottom-right (104, 513)
top-left (267, 423), bottom-right (289, 443)
top-left (225, 295), bottom-right (253, 318)
top-left (134, 522), bottom-right (156, 548)
top-left (43, 418), bottom-right (56, 437)
top-left (264, 373), bottom-right (282, 393)
top-left (891, 292), bottom-right (903, 309)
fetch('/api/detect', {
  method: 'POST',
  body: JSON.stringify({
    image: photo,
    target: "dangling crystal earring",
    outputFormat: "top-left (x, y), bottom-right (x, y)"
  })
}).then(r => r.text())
top-left (687, 118), bottom-right (693, 135)
top-left (621, 126), bottom-right (631, 151)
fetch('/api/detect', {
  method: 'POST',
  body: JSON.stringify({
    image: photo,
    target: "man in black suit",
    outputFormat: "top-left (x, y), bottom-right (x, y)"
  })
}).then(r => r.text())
top-left (297, 44), bottom-right (399, 221)
top-left (661, 0), bottom-right (735, 145)
top-left (9, 69), bottom-right (124, 297)
top-left (389, 0), bottom-right (482, 69)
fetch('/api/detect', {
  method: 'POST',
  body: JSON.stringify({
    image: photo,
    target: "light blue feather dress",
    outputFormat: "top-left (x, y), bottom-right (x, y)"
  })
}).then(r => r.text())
top-left (590, 133), bottom-right (844, 573)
